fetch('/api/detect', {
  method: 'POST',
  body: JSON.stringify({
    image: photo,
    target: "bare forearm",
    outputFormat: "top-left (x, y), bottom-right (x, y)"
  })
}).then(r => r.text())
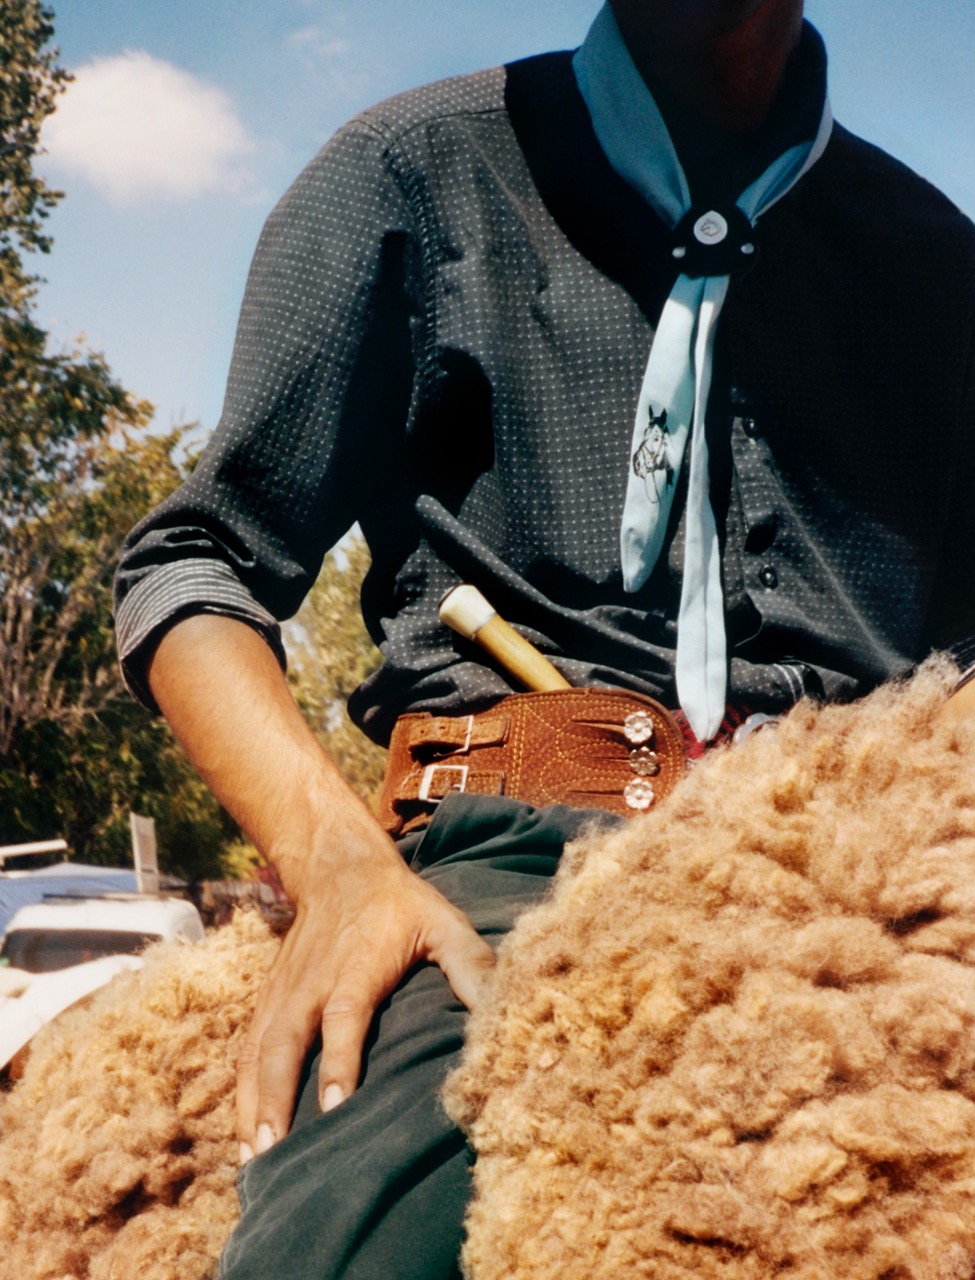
top-left (147, 613), bottom-right (389, 890)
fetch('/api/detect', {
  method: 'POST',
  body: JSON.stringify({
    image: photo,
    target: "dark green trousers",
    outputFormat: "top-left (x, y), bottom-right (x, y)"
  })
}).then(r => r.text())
top-left (219, 794), bottom-right (618, 1280)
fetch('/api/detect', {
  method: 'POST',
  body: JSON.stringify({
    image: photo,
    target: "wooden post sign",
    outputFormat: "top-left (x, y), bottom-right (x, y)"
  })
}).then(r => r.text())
top-left (129, 813), bottom-right (160, 895)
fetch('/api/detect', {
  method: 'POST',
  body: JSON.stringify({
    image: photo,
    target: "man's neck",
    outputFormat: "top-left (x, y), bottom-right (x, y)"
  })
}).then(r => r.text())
top-left (608, 0), bottom-right (805, 136)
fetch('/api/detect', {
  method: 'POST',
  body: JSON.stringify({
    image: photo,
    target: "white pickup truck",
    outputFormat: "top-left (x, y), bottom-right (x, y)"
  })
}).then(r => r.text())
top-left (0, 893), bottom-right (205, 972)
top-left (0, 893), bottom-right (205, 1072)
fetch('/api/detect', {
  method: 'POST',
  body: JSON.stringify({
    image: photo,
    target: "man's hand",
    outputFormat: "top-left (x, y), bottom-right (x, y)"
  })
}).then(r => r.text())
top-left (236, 842), bottom-right (495, 1160)
top-left (146, 614), bottom-right (495, 1162)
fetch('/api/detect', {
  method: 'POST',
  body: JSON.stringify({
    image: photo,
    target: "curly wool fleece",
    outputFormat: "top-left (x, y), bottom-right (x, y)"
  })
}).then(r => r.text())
top-left (0, 910), bottom-right (279, 1280)
top-left (444, 661), bottom-right (975, 1280)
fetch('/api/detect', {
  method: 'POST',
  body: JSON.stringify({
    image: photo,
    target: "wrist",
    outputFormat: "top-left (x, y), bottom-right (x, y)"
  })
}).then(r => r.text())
top-left (266, 788), bottom-right (406, 904)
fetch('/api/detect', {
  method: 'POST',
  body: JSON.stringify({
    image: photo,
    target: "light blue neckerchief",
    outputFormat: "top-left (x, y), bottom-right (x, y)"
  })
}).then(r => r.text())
top-left (573, 6), bottom-right (833, 741)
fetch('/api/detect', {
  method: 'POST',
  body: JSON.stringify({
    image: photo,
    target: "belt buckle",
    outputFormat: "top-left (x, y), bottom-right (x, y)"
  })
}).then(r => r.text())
top-left (418, 762), bottom-right (469, 804)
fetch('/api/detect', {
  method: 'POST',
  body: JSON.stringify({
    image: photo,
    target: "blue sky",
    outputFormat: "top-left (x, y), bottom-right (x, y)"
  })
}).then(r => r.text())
top-left (36, 1), bottom-right (975, 439)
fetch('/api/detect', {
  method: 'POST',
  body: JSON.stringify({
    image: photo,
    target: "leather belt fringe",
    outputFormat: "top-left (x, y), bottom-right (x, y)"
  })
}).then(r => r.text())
top-left (378, 689), bottom-right (688, 836)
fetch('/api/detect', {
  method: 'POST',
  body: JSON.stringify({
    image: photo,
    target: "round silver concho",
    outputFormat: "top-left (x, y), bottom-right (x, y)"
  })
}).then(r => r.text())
top-left (623, 711), bottom-right (655, 746)
top-left (628, 747), bottom-right (660, 777)
top-left (624, 778), bottom-right (656, 812)
top-left (693, 210), bottom-right (729, 245)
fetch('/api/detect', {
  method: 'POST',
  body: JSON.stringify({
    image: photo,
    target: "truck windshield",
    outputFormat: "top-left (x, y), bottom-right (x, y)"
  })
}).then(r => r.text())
top-left (0, 929), bottom-right (162, 973)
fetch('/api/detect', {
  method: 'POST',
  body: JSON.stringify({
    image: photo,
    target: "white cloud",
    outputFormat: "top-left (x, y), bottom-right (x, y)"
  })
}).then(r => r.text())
top-left (284, 17), bottom-right (377, 105)
top-left (42, 52), bottom-right (257, 205)
top-left (288, 25), bottom-right (353, 60)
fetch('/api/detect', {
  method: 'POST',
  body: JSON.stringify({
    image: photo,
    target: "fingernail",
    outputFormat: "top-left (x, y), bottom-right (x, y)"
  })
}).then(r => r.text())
top-left (321, 1083), bottom-right (345, 1113)
top-left (239, 1142), bottom-right (255, 1165)
top-left (255, 1123), bottom-right (275, 1156)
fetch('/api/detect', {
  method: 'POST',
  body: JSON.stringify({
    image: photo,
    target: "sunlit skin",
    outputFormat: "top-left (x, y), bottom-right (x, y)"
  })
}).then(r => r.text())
top-left (609, 0), bottom-right (805, 133)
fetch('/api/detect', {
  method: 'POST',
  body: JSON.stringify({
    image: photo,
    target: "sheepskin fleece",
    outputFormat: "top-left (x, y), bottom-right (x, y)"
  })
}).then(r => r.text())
top-left (0, 911), bottom-right (278, 1280)
top-left (444, 662), bottom-right (975, 1280)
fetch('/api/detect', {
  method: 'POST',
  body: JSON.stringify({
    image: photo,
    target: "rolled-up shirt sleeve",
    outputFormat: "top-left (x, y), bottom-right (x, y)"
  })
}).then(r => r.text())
top-left (114, 114), bottom-right (418, 710)
top-left (114, 561), bottom-right (287, 710)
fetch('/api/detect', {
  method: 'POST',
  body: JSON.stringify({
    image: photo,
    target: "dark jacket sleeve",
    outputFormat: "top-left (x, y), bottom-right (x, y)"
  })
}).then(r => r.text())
top-left (114, 117), bottom-right (418, 709)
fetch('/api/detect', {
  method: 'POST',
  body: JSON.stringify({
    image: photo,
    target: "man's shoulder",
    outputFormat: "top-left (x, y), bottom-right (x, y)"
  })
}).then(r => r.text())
top-left (349, 64), bottom-right (510, 146)
top-left (822, 123), bottom-right (975, 243)
top-left (339, 52), bottom-right (573, 150)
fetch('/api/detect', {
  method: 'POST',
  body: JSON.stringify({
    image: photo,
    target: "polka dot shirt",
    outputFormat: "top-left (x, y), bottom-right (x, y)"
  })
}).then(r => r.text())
top-left (115, 50), bottom-right (975, 745)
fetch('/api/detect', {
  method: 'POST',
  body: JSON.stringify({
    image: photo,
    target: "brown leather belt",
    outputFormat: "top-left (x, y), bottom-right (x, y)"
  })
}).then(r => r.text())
top-left (378, 688), bottom-right (688, 836)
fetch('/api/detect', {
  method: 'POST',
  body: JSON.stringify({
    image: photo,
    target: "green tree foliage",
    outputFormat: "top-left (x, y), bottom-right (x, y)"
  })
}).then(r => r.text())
top-left (0, 414), bottom-right (238, 880)
top-left (0, 0), bottom-right (67, 313)
top-left (284, 535), bottom-right (387, 809)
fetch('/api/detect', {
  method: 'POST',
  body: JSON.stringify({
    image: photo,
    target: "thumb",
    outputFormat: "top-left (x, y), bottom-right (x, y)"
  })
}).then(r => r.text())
top-left (429, 915), bottom-right (497, 1011)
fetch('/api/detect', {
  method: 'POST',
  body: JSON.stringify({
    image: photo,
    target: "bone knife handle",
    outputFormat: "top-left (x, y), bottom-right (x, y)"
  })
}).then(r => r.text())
top-left (438, 584), bottom-right (572, 693)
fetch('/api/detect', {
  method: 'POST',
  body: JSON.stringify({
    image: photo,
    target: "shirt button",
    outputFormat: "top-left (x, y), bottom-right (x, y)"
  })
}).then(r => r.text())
top-left (741, 417), bottom-right (760, 438)
top-left (759, 564), bottom-right (778, 589)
